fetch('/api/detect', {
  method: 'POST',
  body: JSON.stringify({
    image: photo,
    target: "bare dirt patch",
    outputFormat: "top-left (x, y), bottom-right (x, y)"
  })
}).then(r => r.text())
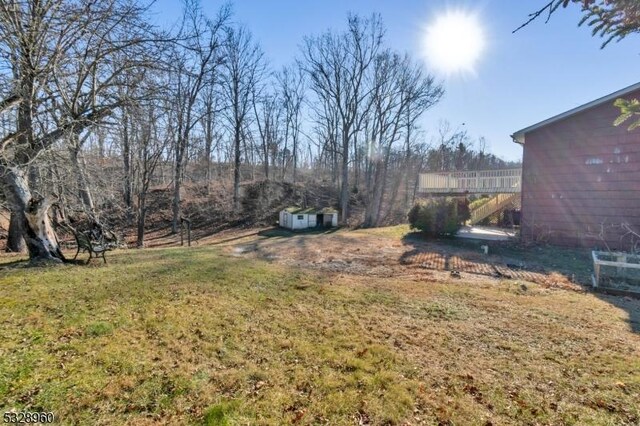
top-left (211, 226), bottom-right (586, 292)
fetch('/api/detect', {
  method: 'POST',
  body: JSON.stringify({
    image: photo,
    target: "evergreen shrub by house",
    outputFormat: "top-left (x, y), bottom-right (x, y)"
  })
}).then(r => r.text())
top-left (408, 198), bottom-right (470, 236)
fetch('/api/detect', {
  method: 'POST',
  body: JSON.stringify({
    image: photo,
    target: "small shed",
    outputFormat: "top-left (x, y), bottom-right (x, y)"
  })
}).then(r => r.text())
top-left (279, 207), bottom-right (338, 230)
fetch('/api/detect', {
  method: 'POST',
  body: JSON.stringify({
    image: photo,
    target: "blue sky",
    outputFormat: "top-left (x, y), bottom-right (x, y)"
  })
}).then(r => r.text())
top-left (152, 1), bottom-right (640, 161)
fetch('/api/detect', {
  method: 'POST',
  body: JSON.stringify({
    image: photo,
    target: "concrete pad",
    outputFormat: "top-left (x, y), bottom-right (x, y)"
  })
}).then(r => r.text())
top-left (456, 226), bottom-right (516, 241)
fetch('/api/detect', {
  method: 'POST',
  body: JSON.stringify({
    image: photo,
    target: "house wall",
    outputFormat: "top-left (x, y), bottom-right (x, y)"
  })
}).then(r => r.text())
top-left (290, 214), bottom-right (309, 230)
top-left (521, 88), bottom-right (640, 249)
top-left (280, 211), bottom-right (297, 229)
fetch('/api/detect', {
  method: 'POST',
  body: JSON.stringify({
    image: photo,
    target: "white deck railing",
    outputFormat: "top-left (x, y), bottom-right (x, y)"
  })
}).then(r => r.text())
top-left (419, 168), bottom-right (522, 194)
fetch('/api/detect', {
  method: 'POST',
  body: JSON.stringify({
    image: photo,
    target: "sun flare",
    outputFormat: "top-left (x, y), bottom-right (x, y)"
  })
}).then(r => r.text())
top-left (423, 10), bottom-right (486, 75)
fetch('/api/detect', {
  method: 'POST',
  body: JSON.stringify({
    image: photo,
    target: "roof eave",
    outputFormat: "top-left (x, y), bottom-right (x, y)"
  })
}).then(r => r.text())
top-left (511, 133), bottom-right (525, 145)
top-left (510, 81), bottom-right (640, 145)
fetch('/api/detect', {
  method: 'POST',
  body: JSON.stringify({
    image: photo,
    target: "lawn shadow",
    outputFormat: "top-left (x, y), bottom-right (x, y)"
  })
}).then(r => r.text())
top-left (399, 232), bottom-right (593, 286)
top-left (234, 226), bottom-right (344, 264)
top-left (257, 226), bottom-right (340, 239)
top-left (400, 232), bottom-right (640, 334)
top-left (0, 258), bottom-right (31, 271)
top-left (0, 256), bottom-right (99, 271)
top-left (209, 230), bottom-right (262, 245)
top-left (593, 292), bottom-right (640, 333)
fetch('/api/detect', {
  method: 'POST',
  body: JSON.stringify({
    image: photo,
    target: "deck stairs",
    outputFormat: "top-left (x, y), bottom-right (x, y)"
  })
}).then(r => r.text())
top-left (468, 193), bottom-right (520, 225)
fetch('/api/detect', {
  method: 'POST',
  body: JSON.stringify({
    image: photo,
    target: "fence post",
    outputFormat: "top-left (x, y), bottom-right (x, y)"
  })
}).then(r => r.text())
top-left (180, 217), bottom-right (192, 247)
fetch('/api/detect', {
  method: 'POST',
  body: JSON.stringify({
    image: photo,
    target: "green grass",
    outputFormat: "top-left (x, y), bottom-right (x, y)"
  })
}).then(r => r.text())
top-left (1, 244), bottom-right (639, 425)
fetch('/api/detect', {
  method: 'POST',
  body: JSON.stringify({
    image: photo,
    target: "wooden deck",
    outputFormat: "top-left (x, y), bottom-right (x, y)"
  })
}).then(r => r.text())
top-left (418, 168), bottom-right (522, 194)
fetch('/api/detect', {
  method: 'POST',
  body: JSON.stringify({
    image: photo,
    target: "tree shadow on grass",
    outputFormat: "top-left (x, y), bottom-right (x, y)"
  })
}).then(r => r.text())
top-left (257, 226), bottom-right (341, 239)
top-left (0, 259), bottom-right (31, 271)
top-left (594, 292), bottom-right (640, 333)
top-left (401, 233), bottom-right (592, 281)
top-left (0, 257), bottom-right (96, 271)
top-left (400, 232), bottom-right (640, 334)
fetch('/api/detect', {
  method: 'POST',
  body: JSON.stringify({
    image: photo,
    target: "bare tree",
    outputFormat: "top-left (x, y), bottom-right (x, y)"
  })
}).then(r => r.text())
top-left (199, 80), bottom-right (223, 188)
top-left (221, 26), bottom-right (266, 210)
top-left (252, 87), bottom-right (284, 180)
top-left (277, 65), bottom-right (305, 182)
top-left (169, 2), bottom-right (229, 233)
top-left (302, 14), bottom-right (383, 223)
top-left (0, 0), bottom-right (155, 262)
top-left (363, 51), bottom-right (442, 226)
top-left (132, 100), bottom-right (171, 247)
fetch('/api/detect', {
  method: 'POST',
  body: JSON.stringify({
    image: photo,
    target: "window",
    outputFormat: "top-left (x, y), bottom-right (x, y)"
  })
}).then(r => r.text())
top-left (297, 215), bottom-right (304, 220)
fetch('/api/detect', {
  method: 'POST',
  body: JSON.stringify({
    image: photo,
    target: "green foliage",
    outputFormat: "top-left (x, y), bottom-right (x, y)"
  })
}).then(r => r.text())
top-left (613, 98), bottom-right (640, 131)
top-left (556, 2), bottom-right (640, 133)
top-left (520, 2), bottom-right (640, 134)
top-left (408, 198), bottom-right (469, 236)
top-left (468, 195), bottom-right (490, 211)
top-left (551, 0), bottom-right (640, 48)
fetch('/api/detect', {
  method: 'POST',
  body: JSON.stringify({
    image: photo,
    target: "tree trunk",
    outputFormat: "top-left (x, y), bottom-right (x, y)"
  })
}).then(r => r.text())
top-left (373, 147), bottom-right (393, 226)
top-left (263, 136), bottom-right (269, 180)
top-left (404, 120), bottom-right (411, 210)
top-left (136, 193), bottom-right (146, 248)
top-left (365, 159), bottom-right (385, 227)
top-left (353, 132), bottom-right (359, 188)
top-left (382, 168), bottom-right (403, 224)
top-left (203, 106), bottom-right (213, 191)
top-left (122, 112), bottom-right (133, 224)
top-left (172, 151), bottom-right (182, 233)
top-left (6, 210), bottom-right (25, 253)
top-left (172, 118), bottom-right (186, 233)
top-left (340, 133), bottom-right (350, 224)
top-left (68, 141), bottom-right (95, 215)
top-left (411, 157), bottom-right (425, 206)
top-left (292, 133), bottom-right (298, 183)
top-left (233, 123), bottom-right (241, 210)
top-left (2, 167), bottom-right (64, 263)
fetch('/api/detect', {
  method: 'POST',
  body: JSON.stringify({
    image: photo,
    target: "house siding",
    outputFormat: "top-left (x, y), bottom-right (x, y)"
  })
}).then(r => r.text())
top-left (521, 89), bottom-right (640, 249)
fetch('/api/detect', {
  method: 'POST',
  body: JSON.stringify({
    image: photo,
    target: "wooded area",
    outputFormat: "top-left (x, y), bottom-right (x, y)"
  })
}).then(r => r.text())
top-left (0, 0), bottom-right (517, 262)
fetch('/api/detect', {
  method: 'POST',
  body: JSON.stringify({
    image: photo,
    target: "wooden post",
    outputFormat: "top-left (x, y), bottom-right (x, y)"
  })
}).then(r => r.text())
top-left (592, 250), bottom-right (600, 287)
top-left (180, 217), bottom-right (191, 247)
top-left (616, 254), bottom-right (627, 278)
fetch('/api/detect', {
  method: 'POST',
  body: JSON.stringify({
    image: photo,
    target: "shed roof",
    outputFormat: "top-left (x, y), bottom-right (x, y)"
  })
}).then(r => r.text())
top-left (511, 81), bottom-right (640, 144)
top-left (283, 206), bottom-right (338, 214)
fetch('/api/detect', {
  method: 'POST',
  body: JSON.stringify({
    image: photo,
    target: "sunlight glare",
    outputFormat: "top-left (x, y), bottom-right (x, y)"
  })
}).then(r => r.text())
top-left (423, 10), bottom-right (486, 75)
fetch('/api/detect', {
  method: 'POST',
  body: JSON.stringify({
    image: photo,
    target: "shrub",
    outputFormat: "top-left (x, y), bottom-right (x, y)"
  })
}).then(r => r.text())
top-left (469, 195), bottom-right (491, 210)
top-left (408, 198), bottom-right (469, 236)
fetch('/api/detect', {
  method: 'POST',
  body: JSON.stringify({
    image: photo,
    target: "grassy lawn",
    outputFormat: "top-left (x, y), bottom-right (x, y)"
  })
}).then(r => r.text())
top-left (1, 245), bottom-right (639, 425)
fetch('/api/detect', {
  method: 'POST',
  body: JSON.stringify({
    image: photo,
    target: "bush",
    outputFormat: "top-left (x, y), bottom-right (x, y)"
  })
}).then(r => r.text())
top-left (408, 198), bottom-right (469, 236)
top-left (469, 195), bottom-right (490, 210)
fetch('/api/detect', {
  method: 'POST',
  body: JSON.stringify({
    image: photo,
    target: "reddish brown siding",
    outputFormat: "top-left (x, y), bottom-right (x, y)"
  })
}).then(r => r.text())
top-left (521, 89), bottom-right (640, 249)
